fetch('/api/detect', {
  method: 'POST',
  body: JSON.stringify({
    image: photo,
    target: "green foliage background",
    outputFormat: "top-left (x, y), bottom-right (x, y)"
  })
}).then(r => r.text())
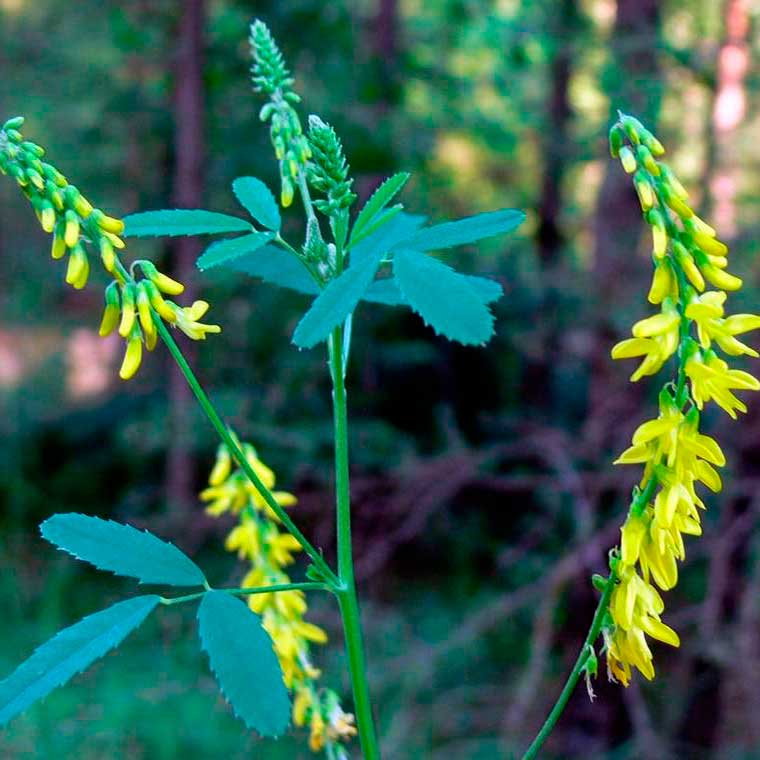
top-left (2, 0), bottom-right (760, 757)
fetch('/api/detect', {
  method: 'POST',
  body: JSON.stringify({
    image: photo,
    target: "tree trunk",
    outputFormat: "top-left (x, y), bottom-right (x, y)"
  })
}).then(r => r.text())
top-left (165, 0), bottom-right (205, 521)
top-left (592, 0), bottom-right (661, 289)
top-left (536, 0), bottom-right (578, 266)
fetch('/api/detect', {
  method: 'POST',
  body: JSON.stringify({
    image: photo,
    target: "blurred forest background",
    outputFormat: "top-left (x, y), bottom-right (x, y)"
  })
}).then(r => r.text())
top-left (1, 0), bottom-right (760, 758)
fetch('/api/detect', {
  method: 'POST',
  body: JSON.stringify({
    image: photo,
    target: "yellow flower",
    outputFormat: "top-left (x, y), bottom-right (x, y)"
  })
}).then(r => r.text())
top-left (200, 477), bottom-right (248, 516)
top-left (293, 688), bottom-right (313, 727)
top-left (172, 300), bottom-right (222, 340)
top-left (685, 350), bottom-right (760, 418)
top-left (225, 518), bottom-right (261, 560)
top-left (119, 330), bottom-right (143, 381)
top-left (611, 299), bottom-right (680, 381)
top-left (309, 711), bottom-right (326, 752)
top-left (606, 565), bottom-right (679, 684)
top-left (203, 432), bottom-right (354, 753)
top-left (685, 290), bottom-right (760, 356)
top-left (647, 259), bottom-right (678, 304)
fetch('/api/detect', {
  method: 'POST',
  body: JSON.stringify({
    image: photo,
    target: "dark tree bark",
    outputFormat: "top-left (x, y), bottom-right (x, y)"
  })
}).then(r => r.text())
top-left (165, 0), bottom-right (205, 520)
top-left (592, 0), bottom-right (661, 290)
top-left (536, 0), bottom-right (578, 266)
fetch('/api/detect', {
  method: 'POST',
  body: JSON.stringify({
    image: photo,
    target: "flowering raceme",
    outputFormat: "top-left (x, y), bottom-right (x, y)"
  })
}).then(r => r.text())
top-left (203, 435), bottom-right (356, 757)
top-left (0, 117), bottom-right (220, 380)
top-left (603, 113), bottom-right (760, 686)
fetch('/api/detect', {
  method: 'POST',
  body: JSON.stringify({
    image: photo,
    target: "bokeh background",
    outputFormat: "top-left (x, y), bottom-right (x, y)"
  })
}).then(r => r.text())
top-left (1, 0), bottom-right (760, 758)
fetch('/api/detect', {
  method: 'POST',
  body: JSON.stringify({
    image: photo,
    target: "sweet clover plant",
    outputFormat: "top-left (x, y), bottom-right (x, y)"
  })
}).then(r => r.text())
top-left (1, 20), bottom-right (757, 760)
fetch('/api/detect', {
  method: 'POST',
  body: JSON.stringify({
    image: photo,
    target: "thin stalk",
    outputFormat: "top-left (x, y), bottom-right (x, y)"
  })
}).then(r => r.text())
top-left (329, 326), bottom-right (380, 759)
top-left (522, 476), bottom-right (658, 754)
top-left (226, 581), bottom-right (327, 596)
top-left (159, 582), bottom-right (327, 606)
top-left (521, 570), bottom-right (617, 760)
top-left (155, 318), bottom-right (340, 589)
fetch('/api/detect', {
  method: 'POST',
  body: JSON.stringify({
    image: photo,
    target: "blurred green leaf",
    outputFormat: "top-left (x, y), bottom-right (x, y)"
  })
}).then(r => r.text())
top-left (123, 209), bottom-right (253, 237)
top-left (393, 249), bottom-right (495, 345)
top-left (232, 177), bottom-right (281, 231)
top-left (41, 514), bottom-right (206, 587)
top-left (0, 595), bottom-right (159, 727)
top-left (197, 591), bottom-right (290, 737)
top-left (197, 232), bottom-right (275, 272)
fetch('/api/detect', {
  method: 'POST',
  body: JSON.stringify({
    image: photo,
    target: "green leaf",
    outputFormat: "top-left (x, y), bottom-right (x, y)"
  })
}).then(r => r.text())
top-left (197, 591), bottom-right (290, 737)
top-left (197, 232), bottom-right (275, 272)
top-left (363, 274), bottom-right (503, 307)
top-left (228, 244), bottom-right (319, 295)
top-left (232, 177), bottom-right (281, 231)
top-left (465, 275), bottom-right (503, 304)
top-left (351, 172), bottom-right (410, 242)
top-left (396, 208), bottom-right (525, 251)
top-left (41, 513), bottom-right (206, 587)
top-left (123, 209), bottom-right (253, 238)
top-left (0, 595), bottom-right (159, 726)
top-left (393, 249), bottom-right (495, 345)
top-left (363, 278), bottom-right (407, 306)
top-left (350, 204), bottom-right (402, 247)
top-left (350, 212), bottom-right (427, 265)
top-left (292, 253), bottom-right (383, 348)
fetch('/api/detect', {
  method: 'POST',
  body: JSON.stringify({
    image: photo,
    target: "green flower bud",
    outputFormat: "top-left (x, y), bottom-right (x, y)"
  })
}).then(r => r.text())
top-left (609, 125), bottom-right (625, 158)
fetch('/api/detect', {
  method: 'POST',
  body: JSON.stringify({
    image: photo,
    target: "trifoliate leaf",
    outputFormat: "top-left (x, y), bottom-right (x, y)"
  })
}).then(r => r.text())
top-left (351, 172), bottom-right (410, 243)
top-left (231, 177), bottom-right (281, 231)
top-left (364, 273), bottom-right (503, 307)
top-left (41, 513), bottom-right (206, 587)
top-left (228, 244), bottom-right (319, 295)
top-left (197, 231), bottom-right (275, 271)
top-left (0, 595), bottom-right (159, 726)
top-left (197, 591), bottom-right (290, 737)
top-left (393, 249), bottom-right (495, 345)
top-left (123, 209), bottom-right (253, 238)
top-left (395, 208), bottom-right (525, 252)
top-left (292, 252), bottom-right (384, 348)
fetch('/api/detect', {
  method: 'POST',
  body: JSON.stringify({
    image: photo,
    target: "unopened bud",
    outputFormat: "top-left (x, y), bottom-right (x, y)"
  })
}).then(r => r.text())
top-left (633, 171), bottom-right (654, 211)
top-left (65, 244), bottom-right (89, 290)
top-left (118, 283), bottom-right (137, 337)
top-left (119, 330), bottom-right (143, 381)
top-left (99, 282), bottom-right (121, 337)
top-left (63, 209), bottom-right (80, 247)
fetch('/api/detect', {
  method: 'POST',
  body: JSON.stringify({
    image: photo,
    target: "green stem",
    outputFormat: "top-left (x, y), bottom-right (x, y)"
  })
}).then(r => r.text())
top-left (159, 582), bottom-right (327, 606)
top-left (226, 581), bottom-right (327, 596)
top-left (521, 570), bottom-right (617, 760)
top-left (155, 318), bottom-right (340, 589)
top-left (329, 326), bottom-right (380, 759)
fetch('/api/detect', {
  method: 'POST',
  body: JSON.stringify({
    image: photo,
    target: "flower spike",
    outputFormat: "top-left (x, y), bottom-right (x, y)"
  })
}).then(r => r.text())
top-left (600, 113), bottom-right (760, 687)
top-left (0, 117), bottom-right (222, 382)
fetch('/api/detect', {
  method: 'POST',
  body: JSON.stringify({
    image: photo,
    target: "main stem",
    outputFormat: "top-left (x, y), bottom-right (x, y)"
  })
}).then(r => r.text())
top-left (521, 570), bottom-right (617, 760)
top-left (329, 326), bottom-right (380, 759)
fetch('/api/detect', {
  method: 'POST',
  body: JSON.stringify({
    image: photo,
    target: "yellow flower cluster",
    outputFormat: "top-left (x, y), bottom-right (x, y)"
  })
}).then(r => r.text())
top-left (605, 114), bottom-right (760, 685)
top-left (202, 436), bottom-right (356, 756)
top-left (98, 261), bottom-right (220, 379)
top-left (0, 117), bottom-right (220, 380)
top-left (0, 116), bottom-right (125, 289)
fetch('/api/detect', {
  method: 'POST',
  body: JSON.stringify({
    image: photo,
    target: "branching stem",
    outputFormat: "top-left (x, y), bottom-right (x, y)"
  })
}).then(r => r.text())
top-left (156, 318), bottom-right (340, 589)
